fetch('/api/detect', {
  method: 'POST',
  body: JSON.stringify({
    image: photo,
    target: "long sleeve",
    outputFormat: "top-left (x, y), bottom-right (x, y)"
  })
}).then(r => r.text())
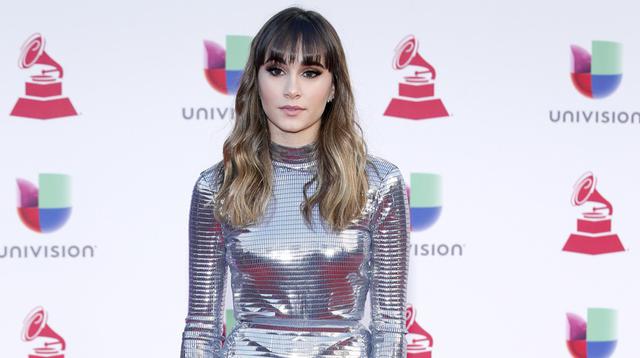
top-left (368, 166), bottom-right (411, 357)
top-left (180, 171), bottom-right (228, 358)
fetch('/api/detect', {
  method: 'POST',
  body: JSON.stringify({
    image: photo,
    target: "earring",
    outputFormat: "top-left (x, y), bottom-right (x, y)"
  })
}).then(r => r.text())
top-left (327, 96), bottom-right (334, 103)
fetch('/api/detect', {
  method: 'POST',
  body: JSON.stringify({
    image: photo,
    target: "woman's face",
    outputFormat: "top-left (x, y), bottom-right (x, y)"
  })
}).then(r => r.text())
top-left (258, 52), bottom-right (334, 147)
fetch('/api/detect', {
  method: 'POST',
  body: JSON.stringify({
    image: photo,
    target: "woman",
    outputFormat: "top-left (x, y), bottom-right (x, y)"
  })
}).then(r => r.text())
top-left (180, 7), bottom-right (410, 358)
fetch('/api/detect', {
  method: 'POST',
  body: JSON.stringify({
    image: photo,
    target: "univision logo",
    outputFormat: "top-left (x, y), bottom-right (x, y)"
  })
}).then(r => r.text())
top-left (223, 308), bottom-right (235, 343)
top-left (408, 173), bottom-right (442, 232)
top-left (549, 40), bottom-right (636, 125)
top-left (571, 41), bottom-right (622, 99)
top-left (408, 173), bottom-right (462, 257)
top-left (566, 308), bottom-right (617, 358)
top-left (181, 35), bottom-right (250, 121)
top-left (204, 35), bottom-right (252, 95)
top-left (17, 173), bottom-right (71, 233)
top-left (3, 173), bottom-right (95, 259)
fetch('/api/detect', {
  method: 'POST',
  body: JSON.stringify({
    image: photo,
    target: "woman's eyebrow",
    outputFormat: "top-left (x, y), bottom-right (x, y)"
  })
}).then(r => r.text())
top-left (264, 58), bottom-right (326, 69)
top-left (264, 58), bottom-right (286, 65)
top-left (301, 59), bottom-right (325, 68)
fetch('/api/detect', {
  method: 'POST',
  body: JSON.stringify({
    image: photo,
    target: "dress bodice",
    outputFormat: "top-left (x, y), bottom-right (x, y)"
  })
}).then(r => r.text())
top-left (181, 142), bottom-right (410, 357)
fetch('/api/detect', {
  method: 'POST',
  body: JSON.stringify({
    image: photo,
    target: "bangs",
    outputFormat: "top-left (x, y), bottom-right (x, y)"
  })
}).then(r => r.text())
top-left (254, 14), bottom-right (338, 71)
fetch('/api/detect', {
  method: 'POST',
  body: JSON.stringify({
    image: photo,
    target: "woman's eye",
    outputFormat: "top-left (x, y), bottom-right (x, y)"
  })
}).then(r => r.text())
top-left (266, 67), bottom-right (284, 76)
top-left (303, 70), bottom-right (321, 78)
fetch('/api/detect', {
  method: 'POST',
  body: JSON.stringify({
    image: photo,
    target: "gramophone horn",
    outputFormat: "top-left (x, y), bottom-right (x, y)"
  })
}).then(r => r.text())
top-left (571, 172), bottom-right (596, 206)
top-left (22, 306), bottom-right (66, 350)
top-left (22, 306), bottom-right (47, 341)
top-left (392, 35), bottom-right (436, 79)
top-left (406, 304), bottom-right (416, 328)
top-left (17, 33), bottom-right (64, 78)
top-left (571, 172), bottom-right (613, 215)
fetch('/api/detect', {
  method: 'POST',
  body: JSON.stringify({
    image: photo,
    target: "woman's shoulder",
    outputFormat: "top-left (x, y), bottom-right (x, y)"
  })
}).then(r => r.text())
top-left (194, 160), bottom-right (225, 193)
top-left (365, 154), bottom-right (403, 188)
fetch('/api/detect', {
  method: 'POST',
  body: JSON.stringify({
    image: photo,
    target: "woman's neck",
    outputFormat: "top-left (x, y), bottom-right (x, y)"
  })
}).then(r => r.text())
top-left (268, 129), bottom-right (319, 148)
top-left (269, 140), bottom-right (317, 165)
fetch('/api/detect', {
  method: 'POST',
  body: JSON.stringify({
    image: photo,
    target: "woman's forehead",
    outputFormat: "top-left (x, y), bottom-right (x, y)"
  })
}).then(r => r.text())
top-left (263, 49), bottom-right (326, 68)
top-left (262, 35), bottom-right (328, 63)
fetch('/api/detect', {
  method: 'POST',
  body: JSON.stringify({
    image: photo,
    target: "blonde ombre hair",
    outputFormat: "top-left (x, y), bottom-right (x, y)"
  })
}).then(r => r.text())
top-left (215, 7), bottom-right (369, 231)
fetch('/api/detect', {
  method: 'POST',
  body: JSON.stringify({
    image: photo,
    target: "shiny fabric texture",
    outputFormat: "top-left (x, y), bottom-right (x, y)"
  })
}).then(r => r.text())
top-left (180, 141), bottom-right (410, 358)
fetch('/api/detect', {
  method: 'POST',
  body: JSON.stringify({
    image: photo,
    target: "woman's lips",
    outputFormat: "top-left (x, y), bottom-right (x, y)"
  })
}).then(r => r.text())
top-left (279, 105), bottom-right (305, 116)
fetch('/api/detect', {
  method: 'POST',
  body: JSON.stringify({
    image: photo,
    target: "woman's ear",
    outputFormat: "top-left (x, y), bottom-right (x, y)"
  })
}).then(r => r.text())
top-left (327, 85), bottom-right (335, 103)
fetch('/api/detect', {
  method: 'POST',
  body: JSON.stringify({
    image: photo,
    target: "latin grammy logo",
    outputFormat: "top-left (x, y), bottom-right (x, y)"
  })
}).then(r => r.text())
top-left (406, 304), bottom-right (433, 357)
top-left (563, 172), bottom-right (625, 255)
top-left (384, 35), bottom-right (448, 120)
top-left (22, 307), bottom-right (66, 358)
top-left (11, 33), bottom-right (77, 119)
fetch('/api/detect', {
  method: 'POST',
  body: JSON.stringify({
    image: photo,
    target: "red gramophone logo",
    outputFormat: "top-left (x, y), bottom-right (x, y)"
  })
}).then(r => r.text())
top-left (384, 35), bottom-right (448, 120)
top-left (11, 33), bottom-right (77, 119)
top-left (22, 307), bottom-right (66, 357)
top-left (406, 304), bottom-right (433, 357)
top-left (563, 172), bottom-right (625, 255)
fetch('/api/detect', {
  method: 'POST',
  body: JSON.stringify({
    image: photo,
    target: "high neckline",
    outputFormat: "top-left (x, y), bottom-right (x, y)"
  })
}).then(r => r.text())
top-left (269, 140), bottom-right (317, 167)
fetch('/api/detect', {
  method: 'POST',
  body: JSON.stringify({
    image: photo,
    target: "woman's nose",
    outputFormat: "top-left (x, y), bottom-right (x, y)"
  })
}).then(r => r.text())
top-left (284, 75), bottom-right (301, 98)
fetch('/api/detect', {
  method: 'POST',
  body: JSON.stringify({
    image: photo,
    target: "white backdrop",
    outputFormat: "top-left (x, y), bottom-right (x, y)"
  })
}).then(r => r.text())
top-left (1, 0), bottom-right (638, 357)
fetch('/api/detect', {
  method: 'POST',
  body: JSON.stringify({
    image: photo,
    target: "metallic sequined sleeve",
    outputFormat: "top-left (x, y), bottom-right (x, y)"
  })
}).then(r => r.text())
top-left (368, 166), bottom-right (411, 357)
top-left (180, 169), bottom-right (227, 358)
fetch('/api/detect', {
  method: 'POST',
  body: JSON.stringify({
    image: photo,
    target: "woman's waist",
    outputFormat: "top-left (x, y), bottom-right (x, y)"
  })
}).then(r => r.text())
top-left (223, 319), bottom-right (372, 357)
top-left (236, 316), bottom-right (366, 332)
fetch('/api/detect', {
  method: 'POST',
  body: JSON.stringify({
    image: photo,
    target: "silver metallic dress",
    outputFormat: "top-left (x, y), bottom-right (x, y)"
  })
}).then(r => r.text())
top-left (180, 141), bottom-right (410, 357)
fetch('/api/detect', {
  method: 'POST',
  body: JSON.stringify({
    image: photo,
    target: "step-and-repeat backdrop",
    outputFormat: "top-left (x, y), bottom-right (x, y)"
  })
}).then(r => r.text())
top-left (1, 0), bottom-right (638, 357)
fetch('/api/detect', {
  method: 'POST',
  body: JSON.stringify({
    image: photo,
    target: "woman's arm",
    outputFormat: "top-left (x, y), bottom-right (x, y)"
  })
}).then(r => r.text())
top-left (369, 166), bottom-right (411, 357)
top-left (180, 171), bottom-right (228, 358)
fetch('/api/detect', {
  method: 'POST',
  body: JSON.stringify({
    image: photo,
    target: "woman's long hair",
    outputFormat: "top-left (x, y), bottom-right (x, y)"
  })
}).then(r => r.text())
top-left (215, 7), bottom-right (369, 231)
